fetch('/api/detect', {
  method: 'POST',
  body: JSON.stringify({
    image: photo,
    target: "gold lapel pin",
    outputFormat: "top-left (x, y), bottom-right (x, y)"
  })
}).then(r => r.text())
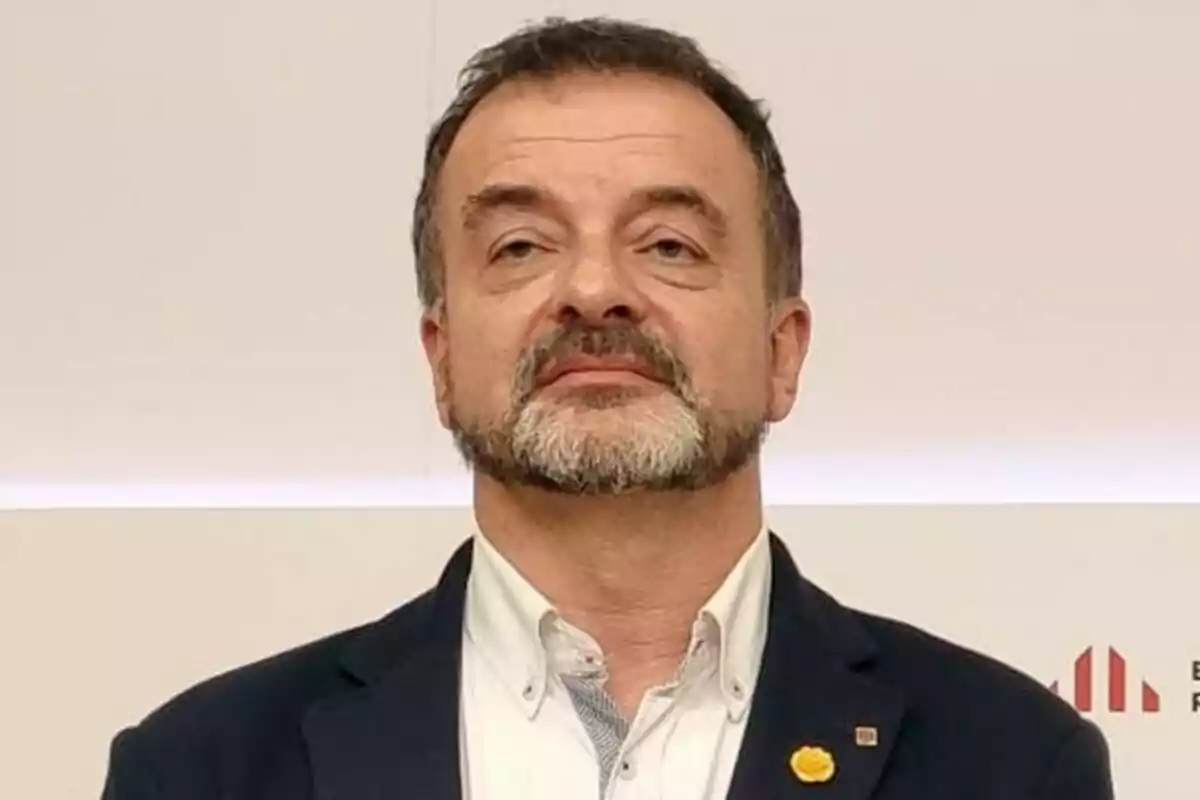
top-left (855, 726), bottom-right (879, 747)
top-left (789, 745), bottom-right (836, 784)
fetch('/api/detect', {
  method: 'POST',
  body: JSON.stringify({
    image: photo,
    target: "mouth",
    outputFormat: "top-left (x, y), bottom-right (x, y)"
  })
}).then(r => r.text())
top-left (536, 357), bottom-right (663, 390)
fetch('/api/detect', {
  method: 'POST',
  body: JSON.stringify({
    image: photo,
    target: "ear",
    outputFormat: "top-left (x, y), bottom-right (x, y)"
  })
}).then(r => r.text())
top-left (766, 296), bottom-right (812, 423)
top-left (420, 301), bottom-right (453, 429)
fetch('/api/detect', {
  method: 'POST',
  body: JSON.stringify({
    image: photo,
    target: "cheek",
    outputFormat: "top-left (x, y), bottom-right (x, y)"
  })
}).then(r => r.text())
top-left (445, 305), bottom-right (531, 412)
top-left (643, 261), bottom-right (772, 402)
top-left (449, 339), bottom-right (512, 404)
top-left (684, 317), bottom-right (771, 405)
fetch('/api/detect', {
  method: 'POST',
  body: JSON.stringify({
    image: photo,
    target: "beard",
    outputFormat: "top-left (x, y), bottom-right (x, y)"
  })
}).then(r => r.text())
top-left (446, 321), bottom-right (768, 495)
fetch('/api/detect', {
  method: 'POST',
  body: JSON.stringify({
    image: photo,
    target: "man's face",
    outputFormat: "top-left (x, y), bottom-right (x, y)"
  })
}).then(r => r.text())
top-left (422, 72), bottom-right (810, 495)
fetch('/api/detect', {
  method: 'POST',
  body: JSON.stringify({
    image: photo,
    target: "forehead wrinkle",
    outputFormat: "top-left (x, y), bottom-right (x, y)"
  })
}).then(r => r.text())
top-left (503, 132), bottom-right (685, 145)
top-left (474, 151), bottom-right (535, 176)
top-left (467, 136), bottom-right (724, 196)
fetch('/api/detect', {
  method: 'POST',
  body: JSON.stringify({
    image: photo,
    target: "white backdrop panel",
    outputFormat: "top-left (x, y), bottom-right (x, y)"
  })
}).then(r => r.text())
top-left (0, 1), bottom-right (438, 486)
top-left (3, 2), bottom-right (1200, 504)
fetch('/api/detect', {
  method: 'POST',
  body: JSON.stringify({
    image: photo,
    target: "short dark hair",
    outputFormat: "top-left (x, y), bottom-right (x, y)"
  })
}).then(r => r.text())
top-left (411, 16), bottom-right (803, 310)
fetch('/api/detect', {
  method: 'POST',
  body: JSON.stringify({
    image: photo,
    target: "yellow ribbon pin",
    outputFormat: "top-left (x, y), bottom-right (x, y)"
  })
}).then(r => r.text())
top-left (790, 745), bottom-right (836, 784)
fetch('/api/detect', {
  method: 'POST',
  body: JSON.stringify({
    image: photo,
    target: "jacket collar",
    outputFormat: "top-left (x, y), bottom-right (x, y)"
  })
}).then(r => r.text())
top-left (302, 534), bottom-right (905, 800)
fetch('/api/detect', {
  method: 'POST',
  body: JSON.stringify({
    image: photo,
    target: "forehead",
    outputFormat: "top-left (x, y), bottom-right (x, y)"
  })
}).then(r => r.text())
top-left (438, 72), bottom-right (761, 214)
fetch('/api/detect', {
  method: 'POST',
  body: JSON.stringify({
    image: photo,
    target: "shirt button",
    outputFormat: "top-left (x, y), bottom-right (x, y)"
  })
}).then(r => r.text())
top-left (619, 758), bottom-right (636, 780)
top-left (522, 682), bottom-right (535, 700)
top-left (730, 679), bottom-right (745, 699)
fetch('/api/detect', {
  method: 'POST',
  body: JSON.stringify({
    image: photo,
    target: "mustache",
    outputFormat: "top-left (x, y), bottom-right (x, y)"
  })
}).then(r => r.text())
top-left (513, 322), bottom-right (691, 404)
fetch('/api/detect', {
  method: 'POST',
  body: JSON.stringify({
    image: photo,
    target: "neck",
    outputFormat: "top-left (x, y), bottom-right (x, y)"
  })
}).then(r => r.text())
top-left (472, 463), bottom-right (765, 714)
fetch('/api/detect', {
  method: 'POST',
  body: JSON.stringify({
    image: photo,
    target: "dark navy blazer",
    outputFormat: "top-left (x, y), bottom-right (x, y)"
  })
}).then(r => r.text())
top-left (102, 535), bottom-right (1113, 799)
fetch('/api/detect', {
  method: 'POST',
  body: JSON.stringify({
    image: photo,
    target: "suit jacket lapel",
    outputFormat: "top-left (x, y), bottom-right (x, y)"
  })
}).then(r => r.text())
top-left (303, 540), bottom-right (473, 800)
top-left (726, 535), bottom-right (907, 800)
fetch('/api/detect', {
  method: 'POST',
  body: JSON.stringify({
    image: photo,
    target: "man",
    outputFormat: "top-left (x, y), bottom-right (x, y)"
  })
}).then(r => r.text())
top-left (103, 17), bottom-right (1113, 800)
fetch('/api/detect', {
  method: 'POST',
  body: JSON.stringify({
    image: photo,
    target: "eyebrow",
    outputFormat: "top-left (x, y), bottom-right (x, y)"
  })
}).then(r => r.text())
top-left (459, 182), bottom-right (729, 238)
top-left (461, 183), bottom-right (558, 231)
top-left (624, 184), bottom-right (729, 239)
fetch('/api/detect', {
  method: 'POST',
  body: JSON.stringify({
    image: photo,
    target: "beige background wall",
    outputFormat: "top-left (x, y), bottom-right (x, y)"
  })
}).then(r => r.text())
top-left (2, 505), bottom-right (1198, 799)
top-left (4, 1), bottom-right (1199, 506)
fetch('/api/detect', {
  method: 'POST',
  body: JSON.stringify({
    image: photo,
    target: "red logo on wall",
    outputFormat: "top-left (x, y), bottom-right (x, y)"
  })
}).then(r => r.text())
top-left (1051, 646), bottom-right (1160, 714)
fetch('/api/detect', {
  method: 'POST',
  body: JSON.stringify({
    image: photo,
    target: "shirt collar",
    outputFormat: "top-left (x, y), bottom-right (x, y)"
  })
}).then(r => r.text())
top-left (464, 525), bottom-right (773, 723)
top-left (463, 532), bottom-right (556, 719)
top-left (695, 526), bottom-right (772, 722)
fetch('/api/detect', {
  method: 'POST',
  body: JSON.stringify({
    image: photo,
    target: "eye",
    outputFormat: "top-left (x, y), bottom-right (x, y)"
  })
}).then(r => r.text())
top-left (490, 238), bottom-right (545, 264)
top-left (644, 237), bottom-right (703, 264)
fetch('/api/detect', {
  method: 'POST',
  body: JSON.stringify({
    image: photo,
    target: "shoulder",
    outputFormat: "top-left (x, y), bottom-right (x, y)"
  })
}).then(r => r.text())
top-left (137, 623), bottom-right (363, 740)
top-left (127, 586), bottom-right (437, 753)
top-left (776, 541), bottom-right (1088, 748)
top-left (102, 553), bottom-right (469, 798)
top-left (104, 620), bottom-right (371, 798)
top-left (855, 608), bottom-right (1076, 728)
top-left (848, 607), bottom-right (1110, 793)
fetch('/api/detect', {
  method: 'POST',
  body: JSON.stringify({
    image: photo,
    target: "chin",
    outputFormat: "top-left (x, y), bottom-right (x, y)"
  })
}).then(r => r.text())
top-left (511, 395), bottom-right (706, 481)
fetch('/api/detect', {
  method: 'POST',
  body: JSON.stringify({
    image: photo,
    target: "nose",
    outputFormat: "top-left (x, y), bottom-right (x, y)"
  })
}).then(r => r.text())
top-left (551, 245), bottom-right (646, 327)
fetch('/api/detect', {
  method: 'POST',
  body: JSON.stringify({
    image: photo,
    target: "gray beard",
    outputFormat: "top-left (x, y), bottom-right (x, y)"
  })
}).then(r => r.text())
top-left (442, 318), bottom-right (767, 495)
top-left (449, 388), bottom-right (767, 495)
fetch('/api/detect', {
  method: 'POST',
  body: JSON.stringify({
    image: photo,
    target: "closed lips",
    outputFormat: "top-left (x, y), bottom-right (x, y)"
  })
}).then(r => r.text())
top-left (538, 356), bottom-right (661, 385)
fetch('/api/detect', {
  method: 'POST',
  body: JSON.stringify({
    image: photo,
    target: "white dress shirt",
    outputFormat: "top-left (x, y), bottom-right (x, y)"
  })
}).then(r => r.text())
top-left (459, 527), bottom-right (772, 800)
